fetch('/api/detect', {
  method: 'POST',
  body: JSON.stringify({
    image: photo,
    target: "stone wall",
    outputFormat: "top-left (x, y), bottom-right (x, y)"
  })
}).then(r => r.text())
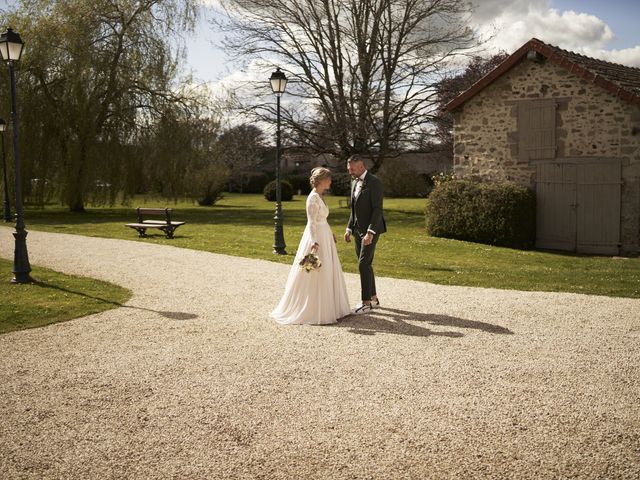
top-left (452, 57), bottom-right (640, 254)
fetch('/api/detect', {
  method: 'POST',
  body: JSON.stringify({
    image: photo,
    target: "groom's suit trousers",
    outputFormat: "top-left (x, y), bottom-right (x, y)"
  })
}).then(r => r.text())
top-left (353, 229), bottom-right (379, 302)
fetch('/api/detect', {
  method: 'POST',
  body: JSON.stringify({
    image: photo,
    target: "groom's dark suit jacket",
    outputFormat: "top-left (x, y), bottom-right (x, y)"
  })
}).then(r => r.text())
top-left (348, 172), bottom-right (387, 235)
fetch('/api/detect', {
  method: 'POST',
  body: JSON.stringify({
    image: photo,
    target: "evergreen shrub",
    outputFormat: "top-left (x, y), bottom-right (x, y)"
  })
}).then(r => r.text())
top-left (243, 173), bottom-right (272, 193)
top-left (379, 159), bottom-right (432, 197)
top-left (287, 175), bottom-right (312, 195)
top-left (264, 179), bottom-right (294, 201)
top-left (425, 180), bottom-right (536, 249)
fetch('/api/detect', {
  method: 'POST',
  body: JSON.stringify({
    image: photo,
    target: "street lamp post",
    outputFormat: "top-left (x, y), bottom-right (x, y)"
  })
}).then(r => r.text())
top-left (0, 118), bottom-right (11, 222)
top-left (0, 27), bottom-right (32, 283)
top-left (270, 67), bottom-right (288, 255)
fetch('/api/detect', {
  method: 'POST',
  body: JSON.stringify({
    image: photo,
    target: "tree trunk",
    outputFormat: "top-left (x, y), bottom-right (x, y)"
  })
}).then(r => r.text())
top-left (67, 140), bottom-right (88, 212)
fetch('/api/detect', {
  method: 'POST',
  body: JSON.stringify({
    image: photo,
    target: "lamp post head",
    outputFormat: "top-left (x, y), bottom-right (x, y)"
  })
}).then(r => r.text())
top-left (0, 118), bottom-right (5, 132)
top-left (270, 67), bottom-right (288, 96)
top-left (0, 27), bottom-right (24, 63)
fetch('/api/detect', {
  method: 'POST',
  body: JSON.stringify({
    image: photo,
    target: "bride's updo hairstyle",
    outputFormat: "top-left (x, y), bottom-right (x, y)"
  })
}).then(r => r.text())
top-left (310, 167), bottom-right (332, 189)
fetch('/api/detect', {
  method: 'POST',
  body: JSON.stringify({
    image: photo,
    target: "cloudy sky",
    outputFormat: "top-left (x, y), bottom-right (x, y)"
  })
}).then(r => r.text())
top-left (188, 0), bottom-right (640, 89)
top-left (474, 0), bottom-right (640, 64)
top-left (1, 0), bottom-right (637, 92)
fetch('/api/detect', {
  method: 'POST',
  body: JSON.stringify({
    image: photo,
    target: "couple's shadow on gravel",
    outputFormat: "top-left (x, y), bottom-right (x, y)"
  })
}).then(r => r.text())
top-left (336, 307), bottom-right (513, 338)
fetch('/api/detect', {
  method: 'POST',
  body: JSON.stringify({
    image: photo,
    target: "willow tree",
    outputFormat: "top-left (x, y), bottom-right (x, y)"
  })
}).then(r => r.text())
top-left (2, 0), bottom-right (200, 211)
top-left (218, 0), bottom-right (477, 170)
top-left (137, 102), bottom-right (228, 205)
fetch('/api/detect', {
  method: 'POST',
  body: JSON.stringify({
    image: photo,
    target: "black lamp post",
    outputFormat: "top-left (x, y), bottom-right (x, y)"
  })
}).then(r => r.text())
top-left (270, 67), bottom-right (288, 255)
top-left (0, 27), bottom-right (32, 283)
top-left (0, 118), bottom-right (11, 222)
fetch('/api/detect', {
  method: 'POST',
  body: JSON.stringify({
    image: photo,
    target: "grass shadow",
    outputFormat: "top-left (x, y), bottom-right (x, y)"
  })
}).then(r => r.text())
top-left (35, 281), bottom-right (198, 321)
top-left (336, 307), bottom-right (513, 337)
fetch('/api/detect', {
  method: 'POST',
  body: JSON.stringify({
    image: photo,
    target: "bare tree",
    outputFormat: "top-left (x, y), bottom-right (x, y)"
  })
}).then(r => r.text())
top-left (216, 124), bottom-right (267, 192)
top-left (217, 0), bottom-right (477, 171)
top-left (433, 52), bottom-right (509, 158)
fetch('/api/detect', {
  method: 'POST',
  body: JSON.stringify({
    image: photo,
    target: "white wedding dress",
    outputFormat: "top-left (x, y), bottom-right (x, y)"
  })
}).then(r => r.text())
top-left (271, 191), bottom-right (351, 325)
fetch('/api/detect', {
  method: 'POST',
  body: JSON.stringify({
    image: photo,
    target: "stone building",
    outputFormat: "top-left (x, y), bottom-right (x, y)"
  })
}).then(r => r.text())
top-left (445, 38), bottom-right (640, 255)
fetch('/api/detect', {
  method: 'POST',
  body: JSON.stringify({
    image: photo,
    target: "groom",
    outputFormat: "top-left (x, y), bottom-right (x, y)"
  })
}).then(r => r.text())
top-left (344, 154), bottom-right (386, 314)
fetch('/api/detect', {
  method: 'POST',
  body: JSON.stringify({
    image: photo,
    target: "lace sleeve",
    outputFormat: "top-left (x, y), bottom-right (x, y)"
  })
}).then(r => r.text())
top-left (306, 193), bottom-right (322, 244)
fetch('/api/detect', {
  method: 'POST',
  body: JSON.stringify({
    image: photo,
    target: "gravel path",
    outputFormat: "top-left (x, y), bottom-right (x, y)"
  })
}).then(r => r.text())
top-left (0, 227), bottom-right (639, 479)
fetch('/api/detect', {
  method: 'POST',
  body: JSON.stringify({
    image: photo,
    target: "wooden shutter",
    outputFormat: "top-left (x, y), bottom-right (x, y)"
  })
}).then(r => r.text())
top-left (519, 99), bottom-right (557, 162)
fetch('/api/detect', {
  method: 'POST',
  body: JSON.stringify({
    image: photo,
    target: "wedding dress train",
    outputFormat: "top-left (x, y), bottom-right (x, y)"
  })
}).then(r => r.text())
top-left (270, 191), bottom-right (351, 325)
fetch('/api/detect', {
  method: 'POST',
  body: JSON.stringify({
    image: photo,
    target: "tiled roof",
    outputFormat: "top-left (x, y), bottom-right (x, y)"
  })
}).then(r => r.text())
top-left (444, 38), bottom-right (640, 112)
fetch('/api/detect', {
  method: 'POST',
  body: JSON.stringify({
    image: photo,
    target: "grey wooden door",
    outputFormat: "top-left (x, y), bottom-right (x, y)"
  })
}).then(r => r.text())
top-left (575, 162), bottom-right (621, 254)
top-left (535, 161), bottom-right (621, 254)
top-left (536, 163), bottom-right (577, 251)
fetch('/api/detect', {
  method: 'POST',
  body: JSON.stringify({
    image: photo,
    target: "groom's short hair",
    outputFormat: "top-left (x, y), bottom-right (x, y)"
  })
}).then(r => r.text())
top-left (347, 154), bottom-right (365, 164)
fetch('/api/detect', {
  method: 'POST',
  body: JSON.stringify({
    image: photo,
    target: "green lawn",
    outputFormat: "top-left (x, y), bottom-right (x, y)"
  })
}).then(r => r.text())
top-left (17, 193), bottom-right (640, 298)
top-left (0, 258), bottom-right (132, 334)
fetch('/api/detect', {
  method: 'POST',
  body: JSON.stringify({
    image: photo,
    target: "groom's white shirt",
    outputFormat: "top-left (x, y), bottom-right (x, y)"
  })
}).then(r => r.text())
top-left (354, 170), bottom-right (367, 198)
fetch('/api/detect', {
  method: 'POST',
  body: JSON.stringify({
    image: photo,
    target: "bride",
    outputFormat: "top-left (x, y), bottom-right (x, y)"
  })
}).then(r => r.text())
top-left (271, 167), bottom-right (351, 325)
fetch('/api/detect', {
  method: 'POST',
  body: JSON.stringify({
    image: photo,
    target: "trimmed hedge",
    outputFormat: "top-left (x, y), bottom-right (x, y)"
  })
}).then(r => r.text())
top-left (264, 179), bottom-right (294, 201)
top-left (237, 173), bottom-right (273, 194)
top-left (329, 172), bottom-right (352, 196)
top-left (287, 175), bottom-right (312, 195)
top-left (426, 180), bottom-right (536, 249)
top-left (378, 159), bottom-right (433, 197)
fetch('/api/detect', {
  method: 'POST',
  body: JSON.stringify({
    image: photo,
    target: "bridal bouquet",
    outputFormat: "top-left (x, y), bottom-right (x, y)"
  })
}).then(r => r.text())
top-left (299, 252), bottom-right (322, 272)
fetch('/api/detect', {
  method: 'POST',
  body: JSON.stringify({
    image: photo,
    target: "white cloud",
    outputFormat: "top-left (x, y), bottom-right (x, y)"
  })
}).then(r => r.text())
top-left (472, 0), bottom-right (549, 24)
top-left (472, 0), bottom-right (640, 67)
top-left (212, 57), bottom-right (288, 98)
top-left (195, 0), bottom-right (640, 100)
top-left (202, 58), bottom-right (292, 130)
top-left (582, 45), bottom-right (640, 68)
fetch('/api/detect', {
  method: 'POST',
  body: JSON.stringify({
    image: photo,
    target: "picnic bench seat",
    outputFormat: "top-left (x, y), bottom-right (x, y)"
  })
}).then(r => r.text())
top-left (125, 208), bottom-right (185, 239)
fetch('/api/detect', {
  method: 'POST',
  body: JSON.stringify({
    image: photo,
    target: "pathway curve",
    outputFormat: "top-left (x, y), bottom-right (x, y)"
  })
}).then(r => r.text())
top-left (0, 227), bottom-right (639, 479)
